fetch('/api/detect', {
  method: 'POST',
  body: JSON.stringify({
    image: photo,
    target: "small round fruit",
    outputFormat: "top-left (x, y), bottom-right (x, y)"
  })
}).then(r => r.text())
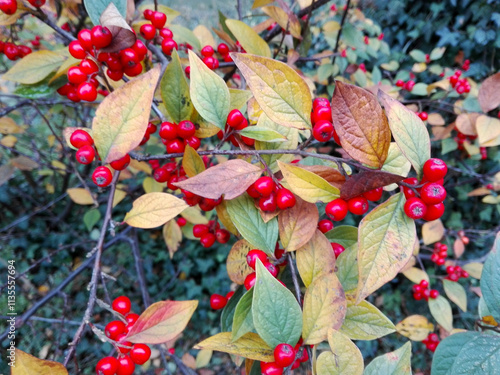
top-left (325, 198), bottom-right (348, 221)
top-left (276, 188), bottom-right (296, 210)
top-left (105, 320), bottom-right (126, 340)
top-left (254, 176), bottom-right (275, 197)
top-left (161, 38), bottom-right (178, 55)
top-left (420, 182), bottom-right (447, 205)
top-left (247, 249), bottom-right (268, 269)
top-left (150, 11), bottom-right (167, 29)
top-left (69, 40), bottom-right (87, 59)
top-left (244, 272), bottom-right (256, 290)
top-left (184, 135), bottom-right (201, 150)
top-left (201, 45), bottom-right (214, 57)
top-left (200, 232), bottom-right (216, 248)
top-left (430, 289), bottom-right (439, 299)
top-left (312, 120), bottom-right (334, 142)
top-left (91, 25), bottom-right (113, 49)
top-left (418, 111), bottom-right (428, 121)
top-left (116, 355), bottom-right (135, 375)
top-left (110, 154), bottom-right (131, 171)
top-left (404, 197), bottom-right (427, 220)
top-left (347, 196), bottom-right (369, 215)
top-left (92, 166), bottom-right (113, 187)
top-left (311, 105), bottom-right (332, 124)
top-left (331, 242), bottom-right (345, 257)
top-left (125, 313), bottom-right (139, 325)
top-left (274, 343), bottom-right (295, 368)
top-left (317, 219), bottom-right (334, 233)
top-left (130, 343), bottom-right (151, 365)
top-left (422, 202), bottom-right (445, 221)
top-left (96, 356), bottom-right (119, 375)
top-left (215, 228), bottom-right (230, 244)
top-left (166, 138), bottom-right (185, 154)
top-left (67, 66), bottom-right (87, 85)
top-left (140, 24), bottom-right (156, 40)
top-left (264, 262), bottom-right (279, 277)
top-left (0, 0), bottom-right (17, 15)
top-left (217, 43), bottom-right (229, 55)
top-left (77, 82), bottom-right (98, 102)
top-left (112, 296), bottom-right (132, 315)
top-left (153, 167), bottom-right (170, 183)
top-left (80, 58), bottom-right (99, 75)
top-left (193, 224), bottom-right (209, 238)
top-left (259, 192), bottom-right (277, 212)
top-left (401, 177), bottom-right (419, 199)
top-left (226, 109), bottom-right (246, 129)
top-left (177, 120), bottom-right (196, 139)
top-left (159, 28), bottom-right (173, 39)
top-left (210, 294), bottom-right (228, 310)
top-left (423, 158), bottom-right (448, 182)
top-left (261, 362), bottom-right (284, 375)
top-left (159, 121), bottom-right (177, 140)
top-left (313, 97), bottom-right (330, 109)
top-left (363, 187), bottom-right (383, 202)
top-left (76, 145), bottom-right (95, 165)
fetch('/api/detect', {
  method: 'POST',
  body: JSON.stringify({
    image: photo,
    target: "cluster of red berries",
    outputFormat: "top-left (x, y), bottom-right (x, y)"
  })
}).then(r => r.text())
top-left (187, 42), bottom-right (238, 72)
top-left (416, 111), bottom-right (428, 121)
top-left (430, 242), bottom-right (448, 266)
top-left (1, 0), bottom-right (43, 14)
top-left (310, 97), bottom-right (340, 144)
top-left (395, 79), bottom-right (415, 92)
top-left (422, 333), bottom-right (440, 352)
top-left (246, 176), bottom-right (296, 212)
top-left (244, 247), bottom-right (286, 290)
top-left (449, 70), bottom-right (470, 94)
top-left (96, 296), bottom-right (151, 375)
top-left (70, 129), bottom-right (130, 187)
top-left (139, 9), bottom-right (179, 57)
top-left (158, 120), bottom-right (201, 153)
top-left (454, 130), bottom-right (487, 159)
top-left (216, 109), bottom-right (254, 147)
top-left (445, 265), bottom-right (469, 282)
top-left (193, 221), bottom-right (230, 248)
top-left (412, 279), bottom-right (439, 301)
top-left (325, 187), bottom-right (383, 221)
top-left (261, 339), bottom-right (309, 374)
top-left (461, 59), bottom-right (470, 72)
top-left (209, 290), bottom-right (235, 310)
top-left (0, 41), bottom-right (32, 61)
top-left (402, 158), bottom-right (447, 221)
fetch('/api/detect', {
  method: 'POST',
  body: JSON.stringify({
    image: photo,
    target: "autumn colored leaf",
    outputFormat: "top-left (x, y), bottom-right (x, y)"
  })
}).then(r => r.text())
top-left (456, 113), bottom-right (480, 136)
top-left (340, 170), bottom-right (405, 200)
top-left (278, 161), bottom-right (339, 203)
top-left (227, 239), bottom-right (254, 285)
top-left (331, 81), bottom-right (391, 168)
top-left (262, 6), bottom-right (301, 39)
top-left (302, 273), bottom-right (346, 344)
top-left (378, 90), bottom-right (431, 178)
top-left (402, 267), bottom-right (429, 284)
top-left (299, 165), bottom-right (346, 189)
top-left (174, 159), bottom-right (261, 200)
top-left (194, 332), bottom-right (274, 362)
top-left (476, 115), bottom-right (500, 147)
top-left (142, 177), bottom-right (164, 194)
top-left (356, 193), bottom-right (416, 303)
top-left (99, 3), bottom-right (136, 53)
top-left (161, 49), bottom-right (193, 123)
top-left (3, 50), bottom-right (66, 84)
top-left (11, 348), bottom-right (68, 375)
top-left (182, 145), bottom-right (206, 178)
top-left (421, 219), bottom-right (445, 245)
top-left (92, 66), bottom-right (160, 164)
top-left (478, 72), bottom-right (500, 113)
top-left (163, 219), bottom-right (183, 258)
top-left (67, 188), bottom-right (96, 205)
top-left (123, 192), bottom-right (188, 229)
top-left (225, 20), bottom-right (271, 57)
top-left (126, 300), bottom-right (198, 343)
top-left (396, 315), bottom-right (434, 341)
top-left (296, 230), bottom-right (336, 287)
top-left (11, 156), bottom-right (39, 171)
top-left (231, 53), bottom-right (312, 129)
top-left (443, 279), bottom-right (467, 312)
top-left (315, 329), bottom-right (363, 375)
top-left (215, 200), bottom-right (239, 236)
top-left (340, 300), bottom-right (396, 340)
top-left (364, 342), bottom-right (412, 375)
top-left (381, 143), bottom-right (412, 191)
top-left (180, 207), bottom-right (209, 225)
top-left (195, 348), bottom-right (213, 369)
top-left (278, 196), bottom-right (318, 252)
top-left (230, 88), bottom-right (253, 110)
top-left (428, 295), bottom-right (453, 332)
top-left (0, 117), bottom-right (24, 134)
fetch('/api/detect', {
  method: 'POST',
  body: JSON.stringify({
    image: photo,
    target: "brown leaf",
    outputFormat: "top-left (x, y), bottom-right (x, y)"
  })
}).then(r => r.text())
top-left (100, 3), bottom-right (136, 53)
top-left (174, 159), bottom-right (262, 200)
top-left (340, 170), bottom-right (405, 200)
top-left (182, 353), bottom-right (197, 369)
top-left (298, 165), bottom-right (346, 189)
top-left (454, 238), bottom-right (465, 258)
top-left (427, 113), bottom-right (446, 126)
top-left (226, 239), bottom-right (254, 285)
top-left (278, 196), bottom-right (318, 252)
top-left (331, 81), bottom-right (391, 168)
top-left (478, 72), bottom-right (500, 113)
top-left (432, 123), bottom-right (455, 140)
top-left (456, 113), bottom-right (480, 136)
top-left (11, 155), bottom-right (39, 171)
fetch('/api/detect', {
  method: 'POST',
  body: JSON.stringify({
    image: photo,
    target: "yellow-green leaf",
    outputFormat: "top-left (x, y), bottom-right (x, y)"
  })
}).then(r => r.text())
top-left (67, 188), bottom-right (95, 205)
top-left (225, 19), bottom-right (271, 57)
top-left (443, 279), bottom-right (467, 312)
top-left (302, 273), bottom-right (346, 344)
top-left (296, 230), bottom-right (336, 287)
top-left (239, 126), bottom-right (287, 142)
top-left (231, 53), bottom-right (312, 129)
top-left (230, 88), bottom-right (253, 110)
top-left (93, 66), bottom-right (160, 164)
top-left (278, 196), bottom-right (318, 251)
top-left (428, 295), bottom-right (453, 332)
top-left (194, 332), bottom-right (274, 362)
top-left (142, 177), bottom-right (164, 194)
top-left (169, 24), bottom-right (201, 51)
top-left (180, 206), bottom-right (209, 225)
top-left (364, 342), bottom-right (412, 375)
top-left (402, 267), bottom-right (429, 284)
top-left (123, 192), bottom-right (188, 229)
top-left (381, 143), bottom-right (411, 191)
top-left (12, 348), bottom-right (68, 375)
top-left (3, 50), bottom-right (66, 84)
top-left (340, 300), bottom-right (396, 340)
top-left (356, 193), bottom-right (416, 303)
top-left (278, 161), bottom-right (339, 203)
top-left (195, 349), bottom-right (213, 368)
top-left (188, 50), bottom-right (230, 130)
top-left (396, 315), bottom-right (434, 341)
top-left (182, 145), bottom-right (206, 177)
top-left (476, 115), bottom-right (500, 147)
top-left (262, 6), bottom-right (301, 39)
top-left (163, 219), bottom-right (183, 258)
top-left (316, 329), bottom-right (363, 375)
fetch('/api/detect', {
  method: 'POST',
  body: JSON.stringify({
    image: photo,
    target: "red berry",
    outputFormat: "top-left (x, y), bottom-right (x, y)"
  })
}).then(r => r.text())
top-left (274, 343), bottom-right (295, 368)
top-left (395, 79), bottom-right (404, 87)
top-left (143, 9), bottom-right (153, 20)
top-left (110, 154), bottom-right (131, 171)
top-left (311, 105), bottom-right (332, 124)
top-left (210, 293), bottom-right (228, 310)
top-left (77, 82), bottom-right (98, 102)
top-left (159, 122), bottom-right (178, 140)
top-left (215, 228), bottom-right (230, 244)
top-left (226, 109), bottom-right (246, 129)
top-left (166, 138), bottom-right (185, 154)
top-left (318, 219), bottom-right (334, 233)
top-left (120, 48), bottom-right (139, 68)
top-left (246, 183), bottom-right (260, 198)
top-left (130, 343), bottom-right (151, 365)
top-left (331, 242), bottom-right (345, 257)
top-left (313, 97), bottom-right (330, 109)
top-left (401, 177), bottom-right (419, 199)
top-left (404, 197), bottom-right (427, 219)
top-left (140, 24), bottom-right (156, 40)
top-left (57, 83), bottom-right (73, 96)
top-left (0, 0), bottom-right (17, 15)
top-left (3, 43), bottom-right (19, 60)
top-left (177, 120), bottom-right (196, 139)
top-left (185, 135), bottom-right (201, 150)
top-left (244, 272), bottom-right (257, 290)
top-left (217, 43), bottom-right (229, 55)
top-left (404, 80), bottom-right (415, 91)
top-left (420, 280), bottom-right (429, 288)
top-left (116, 355), bottom-right (135, 375)
top-left (254, 176), bottom-right (276, 197)
top-left (247, 249), bottom-right (268, 269)
top-left (80, 58), bottom-right (99, 75)
top-left (133, 39), bottom-right (148, 59)
top-left (259, 192), bottom-right (277, 212)
top-left (161, 38), bottom-right (178, 55)
top-left (201, 45), bottom-right (214, 57)
top-left (107, 69), bottom-right (123, 81)
top-left (200, 232), bottom-right (216, 247)
top-left (91, 26), bottom-right (113, 49)
top-left (68, 40), bottom-right (87, 59)
top-left (347, 196), bottom-right (369, 215)
top-left (105, 320), bottom-right (126, 340)
top-left (153, 167), bottom-right (170, 183)
top-left (264, 262), bottom-right (279, 277)
top-left (423, 158), bottom-right (448, 182)
top-left (77, 29), bottom-right (93, 50)
top-left (92, 166), bottom-right (113, 187)
top-left (150, 11), bottom-right (167, 29)
top-left (159, 28), bottom-right (173, 39)
top-left (325, 198), bottom-right (348, 221)
top-left (67, 66), bottom-right (87, 85)
top-left (125, 313), bottom-right (139, 325)
top-left (112, 296), bottom-right (131, 315)
top-left (418, 112), bottom-right (428, 121)
top-left (420, 183), bottom-right (447, 204)
top-left (276, 188), bottom-right (296, 210)
top-left (430, 289), bottom-right (439, 299)
top-left (123, 63), bottom-right (143, 77)
top-left (363, 187), bottom-right (383, 202)
top-left (312, 120), bottom-right (334, 142)
top-left (193, 224), bottom-right (209, 238)
top-left (75, 145), bottom-right (95, 165)
top-left (423, 202), bottom-right (445, 221)
top-left (261, 362), bottom-right (284, 375)
top-left (96, 356), bottom-right (119, 375)
top-left (436, 258), bottom-right (445, 266)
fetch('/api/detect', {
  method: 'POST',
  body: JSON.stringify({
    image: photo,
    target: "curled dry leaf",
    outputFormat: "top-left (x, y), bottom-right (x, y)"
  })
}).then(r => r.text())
top-left (100, 3), bottom-right (136, 53)
top-left (340, 170), bottom-right (405, 200)
top-left (227, 239), bottom-right (254, 285)
top-left (174, 159), bottom-right (262, 200)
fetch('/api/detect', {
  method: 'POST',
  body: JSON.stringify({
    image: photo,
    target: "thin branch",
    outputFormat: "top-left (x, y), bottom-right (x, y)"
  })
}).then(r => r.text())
top-left (287, 253), bottom-right (302, 306)
top-left (330, 0), bottom-right (351, 67)
top-left (128, 230), bottom-right (152, 309)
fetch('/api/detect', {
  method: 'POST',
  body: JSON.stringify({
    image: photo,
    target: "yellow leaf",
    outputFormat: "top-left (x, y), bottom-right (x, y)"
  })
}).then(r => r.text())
top-left (225, 19), bottom-right (271, 58)
top-left (193, 25), bottom-right (216, 47)
top-left (194, 118), bottom-right (221, 139)
top-left (194, 332), bottom-right (274, 362)
top-left (422, 219), bottom-right (445, 245)
top-left (49, 53), bottom-right (80, 84)
top-left (195, 349), bottom-right (213, 368)
top-left (182, 145), bottom-right (206, 177)
top-left (67, 188), bottom-right (95, 205)
top-left (51, 160), bottom-right (67, 174)
top-left (3, 50), bottom-right (66, 84)
top-left (296, 230), bottom-right (336, 287)
top-left (92, 65), bottom-right (160, 163)
top-left (163, 219), bottom-right (183, 258)
top-left (126, 300), bottom-right (198, 344)
top-left (340, 300), bottom-right (396, 340)
top-left (11, 156), bottom-right (39, 171)
top-left (128, 159), bottom-right (152, 175)
top-left (180, 207), bottom-right (209, 224)
top-left (316, 329), bottom-right (363, 375)
top-left (278, 196), bottom-right (318, 252)
top-left (231, 53), bottom-right (312, 129)
top-left (142, 177), bottom-right (164, 194)
top-left (476, 115), bottom-right (500, 147)
top-left (215, 200), bottom-right (239, 236)
top-left (12, 348), bottom-right (68, 375)
top-left (278, 161), bottom-right (339, 203)
top-left (412, 62), bottom-right (427, 73)
top-left (226, 239), bottom-right (254, 285)
top-left (1, 135), bottom-right (17, 147)
top-left (462, 262), bottom-right (483, 279)
top-left (396, 315), bottom-right (434, 341)
top-left (45, 183), bottom-right (55, 194)
top-left (123, 192), bottom-right (188, 229)
top-left (262, 6), bottom-right (301, 39)
top-left (252, 0), bottom-right (275, 8)
top-left (455, 113), bottom-right (480, 136)
top-left (402, 267), bottom-right (429, 284)
top-left (112, 189), bottom-right (127, 208)
top-left (302, 273), bottom-right (346, 344)
top-left (0, 117), bottom-right (24, 134)
top-left (229, 88), bottom-right (253, 110)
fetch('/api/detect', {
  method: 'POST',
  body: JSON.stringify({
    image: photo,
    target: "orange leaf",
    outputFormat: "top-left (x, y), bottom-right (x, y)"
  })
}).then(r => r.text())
top-left (278, 196), bottom-right (318, 252)
top-left (11, 348), bottom-right (68, 375)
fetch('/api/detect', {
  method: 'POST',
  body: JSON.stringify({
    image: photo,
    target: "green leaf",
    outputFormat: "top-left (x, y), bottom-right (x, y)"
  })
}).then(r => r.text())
top-left (364, 342), bottom-right (412, 375)
top-left (381, 143), bottom-right (412, 191)
top-left (221, 286), bottom-right (245, 332)
top-left (3, 50), bottom-right (66, 84)
top-left (325, 225), bottom-right (358, 248)
top-left (226, 194), bottom-right (278, 255)
top-left (411, 82), bottom-right (429, 96)
top-left (83, 208), bottom-right (101, 231)
top-left (239, 126), bottom-right (287, 142)
top-left (229, 89), bottom-right (253, 110)
top-left (480, 233), bottom-right (500, 322)
top-left (315, 329), bottom-right (363, 375)
top-left (431, 331), bottom-right (477, 375)
top-left (443, 279), bottom-right (467, 312)
top-left (409, 49), bottom-right (427, 63)
top-left (84, 0), bottom-right (126, 26)
top-left (378, 90), bottom-right (431, 178)
top-left (160, 50), bottom-right (193, 123)
top-left (340, 300), bottom-right (395, 340)
top-left (225, 19), bottom-right (271, 58)
top-left (188, 51), bottom-right (230, 130)
top-left (355, 193), bottom-right (416, 303)
top-left (13, 83), bottom-right (55, 99)
top-left (169, 24), bottom-right (201, 51)
top-left (335, 245), bottom-right (358, 295)
top-left (232, 289), bottom-right (255, 342)
top-left (428, 295), bottom-right (453, 332)
top-left (430, 47), bottom-right (446, 60)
